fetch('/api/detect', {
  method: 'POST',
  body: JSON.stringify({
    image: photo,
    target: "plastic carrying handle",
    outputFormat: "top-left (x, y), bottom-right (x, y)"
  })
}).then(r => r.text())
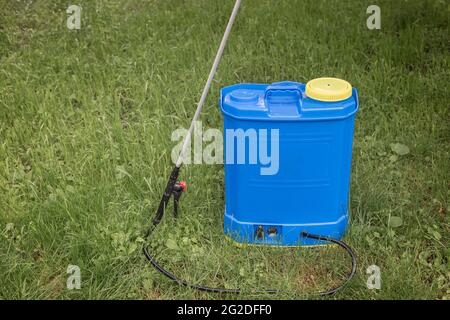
top-left (264, 83), bottom-right (302, 117)
top-left (264, 84), bottom-right (302, 101)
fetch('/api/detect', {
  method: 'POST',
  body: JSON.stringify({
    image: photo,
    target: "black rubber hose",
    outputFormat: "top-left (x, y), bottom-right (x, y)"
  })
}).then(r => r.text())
top-left (143, 230), bottom-right (356, 296)
top-left (143, 166), bottom-right (357, 296)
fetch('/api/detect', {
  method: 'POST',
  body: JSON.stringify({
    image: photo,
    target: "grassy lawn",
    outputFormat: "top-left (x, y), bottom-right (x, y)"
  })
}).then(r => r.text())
top-left (0, 0), bottom-right (448, 299)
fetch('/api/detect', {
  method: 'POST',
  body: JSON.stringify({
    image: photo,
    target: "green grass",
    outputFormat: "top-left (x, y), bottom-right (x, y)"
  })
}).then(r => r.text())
top-left (0, 0), bottom-right (449, 300)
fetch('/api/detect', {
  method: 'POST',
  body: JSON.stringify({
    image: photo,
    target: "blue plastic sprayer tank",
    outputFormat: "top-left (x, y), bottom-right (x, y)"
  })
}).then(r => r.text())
top-left (219, 78), bottom-right (358, 246)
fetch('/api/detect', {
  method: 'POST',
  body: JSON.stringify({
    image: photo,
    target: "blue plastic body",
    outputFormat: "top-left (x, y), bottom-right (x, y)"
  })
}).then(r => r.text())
top-left (219, 81), bottom-right (358, 246)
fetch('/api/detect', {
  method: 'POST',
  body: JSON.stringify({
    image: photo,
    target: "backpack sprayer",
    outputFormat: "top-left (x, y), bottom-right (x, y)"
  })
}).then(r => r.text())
top-left (143, 0), bottom-right (357, 295)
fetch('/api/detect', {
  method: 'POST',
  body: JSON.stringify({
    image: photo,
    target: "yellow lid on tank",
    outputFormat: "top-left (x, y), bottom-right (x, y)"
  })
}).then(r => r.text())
top-left (305, 77), bottom-right (352, 102)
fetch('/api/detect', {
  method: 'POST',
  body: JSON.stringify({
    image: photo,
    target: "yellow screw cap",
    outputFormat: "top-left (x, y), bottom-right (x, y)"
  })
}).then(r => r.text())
top-left (305, 77), bottom-right (352, 102)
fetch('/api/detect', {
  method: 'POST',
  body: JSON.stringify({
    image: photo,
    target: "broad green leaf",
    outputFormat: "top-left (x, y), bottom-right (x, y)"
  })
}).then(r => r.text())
top-left (389, 216), bottom-right (403, 228)
top-left (165, 238), bottom-right (179, 250)
top-left (390, 143), bottom-right (410, 156)
top-left (389, 155), bottom-right (398, 162)
top-left (427, 226), bottom-right (442, 240)
top-left (128, 243), bottom-right (138, 254)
